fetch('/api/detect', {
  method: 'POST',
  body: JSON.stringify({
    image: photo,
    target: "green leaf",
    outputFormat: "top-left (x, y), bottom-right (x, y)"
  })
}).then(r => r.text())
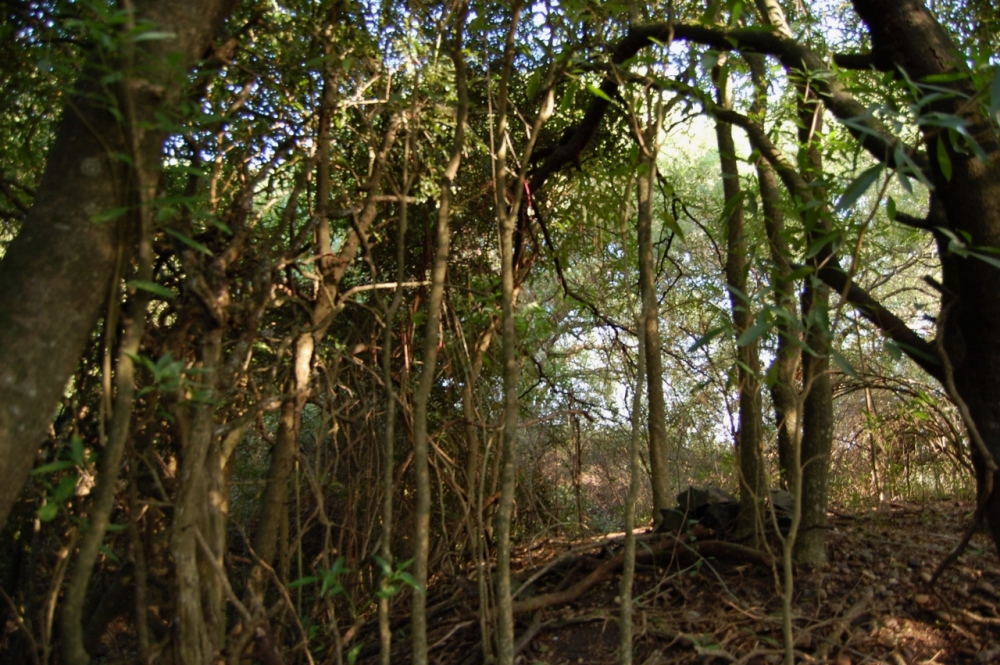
top-left (163, 228), bottom-right (213, 256)
top-left (736, 315), bottom-right (771, 347)
top-left (32, 460), bottom-right (74, 476)
top-left (91, 206), bottom-right (130, 223)
top-left (971, 251), bottom-right (1000, 271)
top-left (128, 280), bottom-right (177, 299)
top-left (832, 351), bottom-right (858, 378)
top-left (586, 84), bottom-right (613, 103)
top-left (836, 163), bottom-right (883, 211)
top-left (70, 436), bottom-right (85, 466)
top-left (99, 545), bottom-right (120, 563)
top-left (936, 139), bottom-right (952, 181)
top-left (688, 326), bottom-right (726, 353)
top-left (886, 196), bottom-right (897, 221)
top-left (288, 575), bottom-right (320, 589)
top-left (395, 571), bottom-right (419, 588)
top-left (130, 30), bottom-right (176, 42)
top-left (38, 502), bottom-right (59, 522)
top-left (52, 475), bottom-right (78, 503)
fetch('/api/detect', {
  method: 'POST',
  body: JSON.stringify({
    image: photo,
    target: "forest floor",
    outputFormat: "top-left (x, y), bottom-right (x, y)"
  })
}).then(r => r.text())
top-left (408, 499), bottom-right (1000, 665)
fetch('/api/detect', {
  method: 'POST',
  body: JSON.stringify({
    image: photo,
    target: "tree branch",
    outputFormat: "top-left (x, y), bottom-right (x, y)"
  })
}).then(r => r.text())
top-left (815, 266), bottom-right (942, 381)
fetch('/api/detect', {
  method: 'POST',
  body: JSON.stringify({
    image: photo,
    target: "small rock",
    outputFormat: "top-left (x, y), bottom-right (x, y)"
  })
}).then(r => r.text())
top-left (919, 571), bottom-right (933, 584)
top-left (857, 549), bottom-right (875, 563)
top-left (685, 610), bottom-right (701, 621)
top-left (907, 558), bottom-right (921, 568)
top-left (934, 610), bottom-right (954, 623)
top-left (878, 632), bottom-right (897, 648)
top-left (913, 593), bottom-right (931, 606)
top-left (975, 579), bottom-right (998, 596)
top-left (836, 656), bottom-right (852, 665)
top-left (957, 584), bottom-right (970, 598)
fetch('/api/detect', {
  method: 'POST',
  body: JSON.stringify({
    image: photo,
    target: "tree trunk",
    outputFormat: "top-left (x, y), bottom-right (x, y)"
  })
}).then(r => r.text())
top-left (747, 54), bottom-right (799, 491)
top-left (713, 58), bottom-right (765, 543)
top-left (636, 121), bottom-right (672, 522)
top-left (410, 14), bottom-right (468, 664)
top-left (170, 328), bottom-right (226, 665)
top-left (0, 0), bottom-right (238, 532)
top-left (849, 0), bottom-right (1000, 558)
top-left (794, 91), bottom-right (834, 566)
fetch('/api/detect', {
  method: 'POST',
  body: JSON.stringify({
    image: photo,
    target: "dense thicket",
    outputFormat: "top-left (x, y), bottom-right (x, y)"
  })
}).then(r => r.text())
top-left (0, 0), bottom-right (996, 662)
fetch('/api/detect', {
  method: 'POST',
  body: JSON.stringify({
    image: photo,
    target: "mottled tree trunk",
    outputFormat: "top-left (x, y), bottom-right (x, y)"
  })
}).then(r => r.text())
top-left (0, 0), bottom-right (239, 532)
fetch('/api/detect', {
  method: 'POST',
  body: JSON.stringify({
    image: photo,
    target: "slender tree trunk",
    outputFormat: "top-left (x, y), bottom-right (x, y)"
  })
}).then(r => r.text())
top-left (794, 91), bottom-right (834, 566)
top-left (619, 312), bottom-right (646, 665)
top-left (410, 13), bottom-right (468, 664)
top-left (747, 53), bottom-right (799, 491)
top-left (636, 118), bottom-right (671, 521)
top-left (378, 114), bottom-right (413, 665)
top-left (59, 75), bottom-right (160, 660)
top-left (713, 57), bottom-right (765, 543)
top-left (492, 4), bottom-right (525, 664)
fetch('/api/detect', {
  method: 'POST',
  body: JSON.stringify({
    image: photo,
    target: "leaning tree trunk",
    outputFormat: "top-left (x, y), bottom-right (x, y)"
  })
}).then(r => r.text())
top-left (0, 0), bottom-right (239, 533)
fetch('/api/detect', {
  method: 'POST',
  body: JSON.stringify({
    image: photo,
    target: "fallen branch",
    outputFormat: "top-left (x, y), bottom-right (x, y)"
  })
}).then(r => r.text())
top-left (511, 535), bottom-right (771, 614)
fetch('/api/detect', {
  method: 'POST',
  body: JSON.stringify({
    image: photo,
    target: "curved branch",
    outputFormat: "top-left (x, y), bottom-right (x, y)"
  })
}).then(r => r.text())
top-left (815, 265), bottom-right (943, 381)
top-left (621, 22), bottom-right (928, 174)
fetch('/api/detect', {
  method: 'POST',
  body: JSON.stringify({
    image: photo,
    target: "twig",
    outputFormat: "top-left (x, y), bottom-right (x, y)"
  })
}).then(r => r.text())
top-left (931, 300), bottom-right (995, 584)
top-left (0, 586), bottom-right (40, 665)
top-left (193, 527), bottom-right (254, 624)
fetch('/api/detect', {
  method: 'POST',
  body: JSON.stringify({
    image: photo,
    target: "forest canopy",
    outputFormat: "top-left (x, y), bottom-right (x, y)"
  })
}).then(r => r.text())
top-left (0, 0), bottom-right (999, 663)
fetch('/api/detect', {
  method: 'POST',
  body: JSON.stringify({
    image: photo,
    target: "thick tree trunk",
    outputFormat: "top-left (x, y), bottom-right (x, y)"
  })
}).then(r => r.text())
top-left (0, 0), bottom-right (239, 532)
top-left (849, 0), bottom-right (1000, 557)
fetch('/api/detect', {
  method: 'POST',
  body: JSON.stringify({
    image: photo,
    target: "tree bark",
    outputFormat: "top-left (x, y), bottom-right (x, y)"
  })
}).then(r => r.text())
top-left (713, 58), bottom-right (765, 543)
top-left (636, 120), bottom-right (671, 522)
top-left (848, 0), bottom-right (1000, 557)
top-left (794, 91), bottom-right (834, 566)
top-left (0, 0), bottom-right (239, 532)
top-left (747, 53), bottom-right (799, 490)
top-left (410, 11), bottom-right (468, 664)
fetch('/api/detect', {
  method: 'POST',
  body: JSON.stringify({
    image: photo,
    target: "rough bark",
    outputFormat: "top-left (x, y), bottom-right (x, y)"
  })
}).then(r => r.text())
top-left (0, 0), bottom-right (239, 532)
top-left (794, 91), bottom-right (834, 567)
top-left (849, 0), bottom-right (1000, 557)
top-left (170, 328), bottom-right (226, 665)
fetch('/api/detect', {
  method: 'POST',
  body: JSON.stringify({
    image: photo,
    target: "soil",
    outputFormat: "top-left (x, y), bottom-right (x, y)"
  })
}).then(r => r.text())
top-left (400, 499), bottom-right (1000, 665)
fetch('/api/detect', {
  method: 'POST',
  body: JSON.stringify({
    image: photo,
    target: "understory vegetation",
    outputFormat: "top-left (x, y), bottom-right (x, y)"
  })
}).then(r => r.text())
top-left (0, 0), bottom-right (998, 663)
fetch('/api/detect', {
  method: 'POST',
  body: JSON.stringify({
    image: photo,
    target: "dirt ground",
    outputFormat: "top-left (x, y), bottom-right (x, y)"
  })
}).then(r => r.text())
top-left (407, 499), bottom-right (1000, 665)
